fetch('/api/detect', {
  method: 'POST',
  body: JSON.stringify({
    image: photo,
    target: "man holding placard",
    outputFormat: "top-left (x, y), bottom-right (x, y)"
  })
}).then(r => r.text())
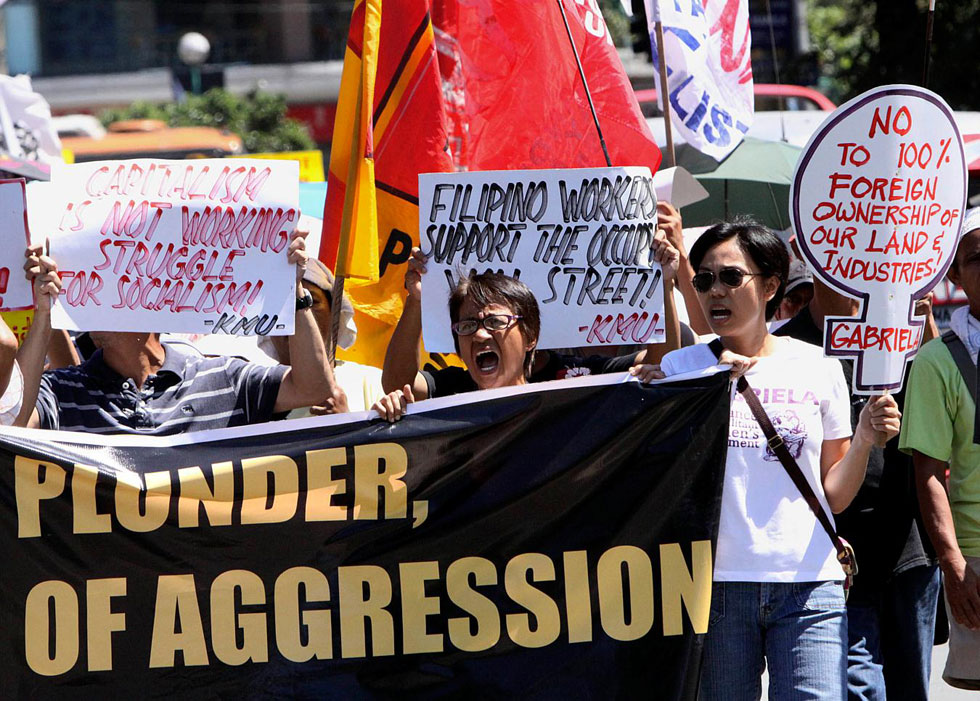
top-left (14, 228), bottom-right (342, 434)
top-left (902, 209), bottom-right (980, 691)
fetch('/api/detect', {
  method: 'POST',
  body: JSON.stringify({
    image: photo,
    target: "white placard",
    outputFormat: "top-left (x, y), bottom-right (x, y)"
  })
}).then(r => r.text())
top-left (0, 179), bottom-right (34, 311)
top-left (419, 167), bottom-right (664, 352)
top-left (790, 85), bottom-right (966, 393)
top-left (40, 159), bottom-right (300, 335)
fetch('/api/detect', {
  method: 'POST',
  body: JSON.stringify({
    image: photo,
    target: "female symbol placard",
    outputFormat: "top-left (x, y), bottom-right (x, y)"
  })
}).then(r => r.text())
top-left (790, 85), bottom-right (967, 394)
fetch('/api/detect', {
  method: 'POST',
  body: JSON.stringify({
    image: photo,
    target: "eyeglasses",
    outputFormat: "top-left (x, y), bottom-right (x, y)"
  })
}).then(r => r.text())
top-left (452, 314), bottom-right (522, 336)
top-left (692, 267), bottom-right (767, 293)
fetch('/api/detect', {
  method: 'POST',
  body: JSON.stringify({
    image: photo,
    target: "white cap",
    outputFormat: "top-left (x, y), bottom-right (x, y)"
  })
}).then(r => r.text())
top-left (785, 259), bottom-right (813, 293)
top-left (961, 207), bottom-right (980, 238)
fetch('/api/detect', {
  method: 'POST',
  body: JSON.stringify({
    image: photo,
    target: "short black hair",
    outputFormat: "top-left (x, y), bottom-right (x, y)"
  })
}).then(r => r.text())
top-left (448, 272), bottom-right (541, 377)
top-left (688, 218), bottom-right (789, 321)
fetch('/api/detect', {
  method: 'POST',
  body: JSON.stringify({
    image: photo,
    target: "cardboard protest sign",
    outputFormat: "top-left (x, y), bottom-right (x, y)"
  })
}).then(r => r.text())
top-left (0, 179), bottom-right (33, 312)
top-left (1, 311), bottom-right (32, 344)
top-left (39, 159), bottom-right (300, 336)
top-left (418, 167), bottom-right (664, 352)
top-left (790, 85), bottom-right (967, 393)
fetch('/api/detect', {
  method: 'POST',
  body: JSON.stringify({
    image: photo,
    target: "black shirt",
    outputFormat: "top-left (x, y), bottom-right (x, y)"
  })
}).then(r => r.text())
top-left (776, 308), bottom-right (936, 600)
top-left (420, 351), bottom-right (637, 398)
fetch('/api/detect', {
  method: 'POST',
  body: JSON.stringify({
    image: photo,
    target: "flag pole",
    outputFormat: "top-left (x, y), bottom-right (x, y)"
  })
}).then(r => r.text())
top-left (922, 0), bottom-right (936, 87)
top-left (652, 0), bottom-right (676, 167)
top-left (328, 275), bottom-right (345, 367)
top-left (327, 74), bottom-right (366, 367)
top-left (555, 0), bottom-right (613, 167)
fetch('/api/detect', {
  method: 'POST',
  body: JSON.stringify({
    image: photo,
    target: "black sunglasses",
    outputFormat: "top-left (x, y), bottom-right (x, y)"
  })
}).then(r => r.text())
top-left (692, 267), bottom-right (767, 293)
top-left (452, 314), bottom-right (522, 336)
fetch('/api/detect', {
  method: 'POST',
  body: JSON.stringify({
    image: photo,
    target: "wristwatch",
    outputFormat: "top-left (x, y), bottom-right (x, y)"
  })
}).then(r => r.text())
top-left (295, 290), bottom-right (314, 311)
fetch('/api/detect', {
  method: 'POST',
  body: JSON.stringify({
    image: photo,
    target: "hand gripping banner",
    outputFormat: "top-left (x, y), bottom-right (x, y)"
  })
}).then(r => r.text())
top-left (0, 373), bottom-right (729, 699)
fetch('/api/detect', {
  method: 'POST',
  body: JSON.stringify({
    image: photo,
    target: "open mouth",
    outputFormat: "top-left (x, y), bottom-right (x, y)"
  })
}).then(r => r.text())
top-left (474, 349), bottom-right (500, 374)
top-left (710, 307), bottom-right (732, 321)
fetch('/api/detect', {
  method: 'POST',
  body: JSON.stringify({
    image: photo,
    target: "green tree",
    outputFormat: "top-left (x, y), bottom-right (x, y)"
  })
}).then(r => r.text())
top-left (599, 0), bottom-right (631, 47)
top-left (100, 89), bottom-right (315, 153)
top-left (807, 0), bottom-right (980, 108)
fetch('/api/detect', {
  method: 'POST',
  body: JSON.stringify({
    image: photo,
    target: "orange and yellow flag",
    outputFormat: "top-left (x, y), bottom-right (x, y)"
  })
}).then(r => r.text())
top-left (320, 0), bottom-right (381, 283)
top-left (321, 2), bottom-right (456, 369)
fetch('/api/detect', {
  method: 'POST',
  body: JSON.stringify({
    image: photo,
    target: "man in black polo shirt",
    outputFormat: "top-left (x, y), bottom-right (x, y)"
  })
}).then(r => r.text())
top-left (15, 230), bottom-right (343, 435)
top-left (775, 276), bottom-right (940, 700)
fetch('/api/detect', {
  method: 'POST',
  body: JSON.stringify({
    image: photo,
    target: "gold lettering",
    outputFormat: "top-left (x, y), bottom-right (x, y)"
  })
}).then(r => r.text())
top-left (149, 574), bottom-right (209, 668)
top-left (446, 557), bottom-right (500, 652)
top-left (353, 443), bottom-right (407, 520)
top-left (25, 580), bottom-right (78, 676)
top-left (596, 545), bottom-right (654, 641)
top-left (274, 567), bottom-right (333, 662)
top-left (399, 561), bottom-right (443, 654)
top-left (305, 448), bottom-right (348, 521)
top-left (72, 463), bottom-right (112, 534)
top-left (15, 456), bottom-right (66, 538)
top-left (660, 541), bottom-right (712, 635)
top-left (211, 570), bottom-right (268, 665)
top-left (504, 553), bottom-right (560, 648)
top-left (240, 456), bottom-right (298, 524)
top-left (177, 462), bottom-right (234, 527)
top-left (86, 578), bottom-right (127, 671)
top-left (563, 550), bottom-right (593, 643)
top-left (338, 565), bottom-right (394, 658)
top-left (115, 470), bottom-right (172, 533)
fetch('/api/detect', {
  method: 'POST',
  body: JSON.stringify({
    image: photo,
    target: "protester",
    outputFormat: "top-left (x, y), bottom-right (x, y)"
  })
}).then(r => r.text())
top-left (0, 315), bottom-right (22, 425)
top-left (635, 219), bottom-right (900, 699)
top-left (259, 258), bottom-right (384, 415)
top-left (379, 228), bottom-right (681, 407)
top-left (14, 229), bottom-right (343, 434)
top-left (373, 271), bottom-right (542, 421)
top-left (776, 275), bottom-right (940, 700)
top-left (901, 208), bottom-right (980, 691)
top-left (770, 258), bottom-right (814, 328)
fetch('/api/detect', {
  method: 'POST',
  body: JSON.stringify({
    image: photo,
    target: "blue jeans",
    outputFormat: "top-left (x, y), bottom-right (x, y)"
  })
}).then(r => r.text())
top-left (700, 581), bottom-right (847, 700)
top-left (845, 564), bottom-right (940, 701)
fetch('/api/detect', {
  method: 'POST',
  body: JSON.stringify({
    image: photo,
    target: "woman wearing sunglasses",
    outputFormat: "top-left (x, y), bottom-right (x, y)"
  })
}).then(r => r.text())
top-left (635, 219), bottom-right (901, 699)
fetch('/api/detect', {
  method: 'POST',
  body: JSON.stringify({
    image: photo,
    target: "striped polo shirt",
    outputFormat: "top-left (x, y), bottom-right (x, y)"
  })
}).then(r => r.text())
top-left (35, 343), bottom-right (288, 435)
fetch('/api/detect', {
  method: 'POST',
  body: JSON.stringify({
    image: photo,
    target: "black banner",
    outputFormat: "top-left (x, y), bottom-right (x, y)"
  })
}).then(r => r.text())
top-left (0, 372), bottom-right (729, 699)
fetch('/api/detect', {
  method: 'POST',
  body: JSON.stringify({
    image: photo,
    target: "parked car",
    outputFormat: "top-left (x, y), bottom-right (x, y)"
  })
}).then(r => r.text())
top-left (634, 83), bottom-right (835, 119)
top-left (639, 84), bottom-right (836, 150)
top-left (61, 119), bottom-right (243, 162)
top-left (51, 114), bottom-right (106, 140)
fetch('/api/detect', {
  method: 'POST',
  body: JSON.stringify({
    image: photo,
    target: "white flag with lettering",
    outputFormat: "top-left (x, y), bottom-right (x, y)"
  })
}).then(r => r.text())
top-left (645, 0), bottom-right (754, 160)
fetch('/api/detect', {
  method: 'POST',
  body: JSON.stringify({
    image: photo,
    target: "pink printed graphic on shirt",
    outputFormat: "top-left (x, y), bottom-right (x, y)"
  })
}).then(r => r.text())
top-left (762, 410), bottom-right (808, 461)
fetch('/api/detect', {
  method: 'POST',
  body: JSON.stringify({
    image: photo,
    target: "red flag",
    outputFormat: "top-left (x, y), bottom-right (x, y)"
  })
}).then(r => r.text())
top-left (432, 0), bottom-right (662, 173)
top-left (329, 2), bottom-right (456, 368)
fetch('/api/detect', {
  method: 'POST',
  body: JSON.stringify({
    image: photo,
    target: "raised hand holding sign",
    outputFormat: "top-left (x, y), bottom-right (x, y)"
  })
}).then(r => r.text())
top-left (790, 85), bottom-right (967, 393)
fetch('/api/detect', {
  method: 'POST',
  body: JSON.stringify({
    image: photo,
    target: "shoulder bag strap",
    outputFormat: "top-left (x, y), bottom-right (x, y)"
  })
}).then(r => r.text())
top-left (941, 329), bottom-right (980, 444)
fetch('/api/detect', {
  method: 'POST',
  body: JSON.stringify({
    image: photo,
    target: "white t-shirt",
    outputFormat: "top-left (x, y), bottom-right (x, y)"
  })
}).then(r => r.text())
top-left (0, 361), bottom-right (23, 426)
top-left (661, 337), bottom-right (852, 582)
